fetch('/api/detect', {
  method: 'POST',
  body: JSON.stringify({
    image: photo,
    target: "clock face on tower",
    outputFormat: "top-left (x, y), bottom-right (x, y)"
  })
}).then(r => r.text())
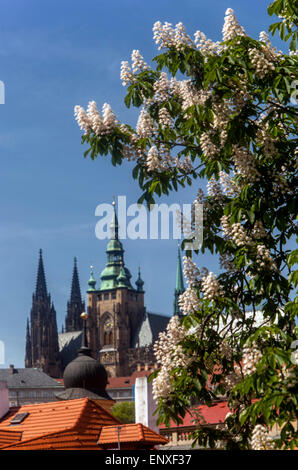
top-left (104, 318), bottom-right (113, 331)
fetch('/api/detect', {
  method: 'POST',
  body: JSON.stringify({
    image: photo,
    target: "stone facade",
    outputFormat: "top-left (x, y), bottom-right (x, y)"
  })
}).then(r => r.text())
top-left (25, 204), bottom-right (183, 379)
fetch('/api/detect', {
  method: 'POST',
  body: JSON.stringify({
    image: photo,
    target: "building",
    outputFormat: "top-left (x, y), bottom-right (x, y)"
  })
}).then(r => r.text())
top-left (25, 201), bottom-right (185, 378)
top-left (25, 249), bottom-right (61, 378)
top-left (0, 365), bottom-right (64, 407)
top-left (0, 397), bottom-right (168, 450)
top-left (0, 333), bottom-right (168, 451)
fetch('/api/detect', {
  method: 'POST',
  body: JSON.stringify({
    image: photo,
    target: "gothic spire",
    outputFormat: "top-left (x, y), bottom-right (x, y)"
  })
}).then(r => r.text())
top-left (65, 257), bottom-right (85, 333)
top-left (136, 267), bottom-right (145, 292)
top-left (110, 199), bottom-right (119, 240)
top-left (70, 257), bottom-right (82, 303)
top-left (25, 318), bottom-right (32, 368)
top-left (35, 249), bottom-right (48, 299)
top-left (174, 247), bottom-right (185, 315)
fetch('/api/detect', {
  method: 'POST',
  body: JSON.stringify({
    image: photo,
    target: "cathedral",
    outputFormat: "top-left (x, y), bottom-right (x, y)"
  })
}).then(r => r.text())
top-left (25, 202), bottom-right (185, 378)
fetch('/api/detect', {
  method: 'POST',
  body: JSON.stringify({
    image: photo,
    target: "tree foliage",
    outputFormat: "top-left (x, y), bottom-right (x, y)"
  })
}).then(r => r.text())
top-left (111, 401), bottom-right (135, 424)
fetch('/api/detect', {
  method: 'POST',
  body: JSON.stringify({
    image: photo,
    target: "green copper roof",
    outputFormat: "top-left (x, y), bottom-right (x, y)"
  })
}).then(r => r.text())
top-left (174, 248), bottom-right (185, 315)
top-left (98, 200), bottom-right (134, 291)
top-left (87, 266), bottom-right (97, 292)
top-left (176, 248), bottom-right (185, 293)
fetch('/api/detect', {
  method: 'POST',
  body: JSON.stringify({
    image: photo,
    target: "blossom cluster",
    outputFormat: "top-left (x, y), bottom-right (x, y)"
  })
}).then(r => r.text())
top-left (201, 272), bottom-right (224, 301)
top-left (152, 315), bottom-right (191, 400)
top-left (136, 109), bottom-right (156, 138)
top-left (74, 101), bottom-right (118, 136)
top-left (219, 171), bottom-right (239, 197)
top-left (194, 30), bottom-right (222, 55)
top-left (182, 256), bottom-right (200, 287)
top-left (222, 8), bottom-right (246, 42)
top-left (242, 345), bottom-right (262, 376)
top-left (178, 287), bottom-right (201, 316)
top-left (153, 21), bottom-right (193, 50)
top-left (120, 50), bottom-right (150, 86)
top-left (256, 244), bottom-right (276, 270)
top-left (221, 215), bottom-right (254, 248)
top-left (232, 146), bottom-right (260, 181)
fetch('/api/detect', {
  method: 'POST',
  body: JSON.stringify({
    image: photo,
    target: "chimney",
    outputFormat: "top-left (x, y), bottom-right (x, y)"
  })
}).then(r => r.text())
top-left (0, 381), bottom-right (9, 419)
top-left (9, 364), bottom-right (14, 375)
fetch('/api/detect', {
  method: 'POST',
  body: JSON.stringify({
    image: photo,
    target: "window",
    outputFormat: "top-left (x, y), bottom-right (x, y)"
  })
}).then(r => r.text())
top-left (112, 292), bottom-right (116, 299)
top-left (104, 293), bottom-right (109, 300)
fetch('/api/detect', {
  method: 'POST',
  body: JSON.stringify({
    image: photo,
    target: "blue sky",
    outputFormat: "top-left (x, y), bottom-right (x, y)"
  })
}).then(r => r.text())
top-left (0, 0), bottom-right (283, 368)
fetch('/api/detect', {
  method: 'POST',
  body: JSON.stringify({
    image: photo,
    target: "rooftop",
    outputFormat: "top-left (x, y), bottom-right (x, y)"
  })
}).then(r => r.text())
top-left (0, 367), bottom-right (64, 389)
top-left (0, 397), bottom-right (120, 450)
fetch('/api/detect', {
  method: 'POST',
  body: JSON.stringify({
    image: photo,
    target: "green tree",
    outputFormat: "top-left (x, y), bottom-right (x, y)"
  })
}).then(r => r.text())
top-left (75, 3), bottom-right (298, 450)
top-left (111, 401), bottom-right (135, 424)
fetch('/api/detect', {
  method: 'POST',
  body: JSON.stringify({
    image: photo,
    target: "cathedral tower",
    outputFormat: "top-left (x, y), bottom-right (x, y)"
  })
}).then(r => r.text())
top-left (87, 201), bottom-right (146, 377)
top-left (25, 250), bottom-right (61, 378)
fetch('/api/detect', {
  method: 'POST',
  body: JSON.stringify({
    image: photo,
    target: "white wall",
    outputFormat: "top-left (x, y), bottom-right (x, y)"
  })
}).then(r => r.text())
top-left (0, 381), bottom-right (9, 419)
top-left (135, 376), bottom-right (158, 433)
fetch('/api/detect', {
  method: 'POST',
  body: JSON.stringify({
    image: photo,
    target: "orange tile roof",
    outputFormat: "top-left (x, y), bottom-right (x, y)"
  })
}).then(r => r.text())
top-left (98, 423), bottom-right (169, 447)
top-left (107, 370), bottom-right (152, 389)
top-left (0, 429), bottom-right (22, 447)
top-left (0, 398), bottom-right (121, 450)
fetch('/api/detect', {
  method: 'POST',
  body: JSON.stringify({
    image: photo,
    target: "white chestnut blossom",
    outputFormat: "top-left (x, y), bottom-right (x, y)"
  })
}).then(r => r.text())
top-left (74, 105), bottom-right (92, 134)
top-left (74, 101), bottom-right (118, 136)
top-left (179, 80), bottom-right (210, 114)
top-left (178, 287), bottom-right (202, 316)
top-left (158, 107), bottom-right (173, 127)
top-left (243, 344), bottom-right (262, 376)
top-left (207, 177), bottom-right (224, 201)
top-left (252, 220), bottom-right (267, 239)
top-left (183, 256), bottom-right (200, 287)
top-left (153, 21), bottom-right (176, 50)
top-left (153, 72), bottom-right (170, 102)
top-left (120, 61), bottom-right (135, 86)
top-left (251, 425), bottom-right (275, 450)
top-left (194, 30), bottom-right (222, 55)
top-left (153, 21), bottom-right (193, 50)
top-left (131, 49), bottom-right (150, 73)
top-left (146, 145), bottom-right (160, 172)
top-left (102, 103), bottom-right (118, 133)
top-left (87, 100), bottom-right (105, 136)
top-left (174, 22), bottom-right (193, 50)
top-left (256, 244), bottom-right (276, 270)
top-left (152, 315), bottom-right (191, 400)
top-left (232, 145), bottom-right (260, 181)
top-left (201, 272), bottom-right (224, 301)
top-left (222, 8), bottom-right (246, 42)
top-left (219, 171), bottom-right (239, 197)
top-left (249, 48), bottom-right (276, 78)
top-left (200, 132), bottom-right (218, 159)
top-left (136, 108), bottom-right (156, 138)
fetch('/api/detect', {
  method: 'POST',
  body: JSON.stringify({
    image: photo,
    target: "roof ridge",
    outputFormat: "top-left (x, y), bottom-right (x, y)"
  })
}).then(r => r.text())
top-left (85, 399), bottom-right (122, 425)
top-left (72, 397), bottom-right (90, 429)
top-left (138, 422), bottom-right (145, 441)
